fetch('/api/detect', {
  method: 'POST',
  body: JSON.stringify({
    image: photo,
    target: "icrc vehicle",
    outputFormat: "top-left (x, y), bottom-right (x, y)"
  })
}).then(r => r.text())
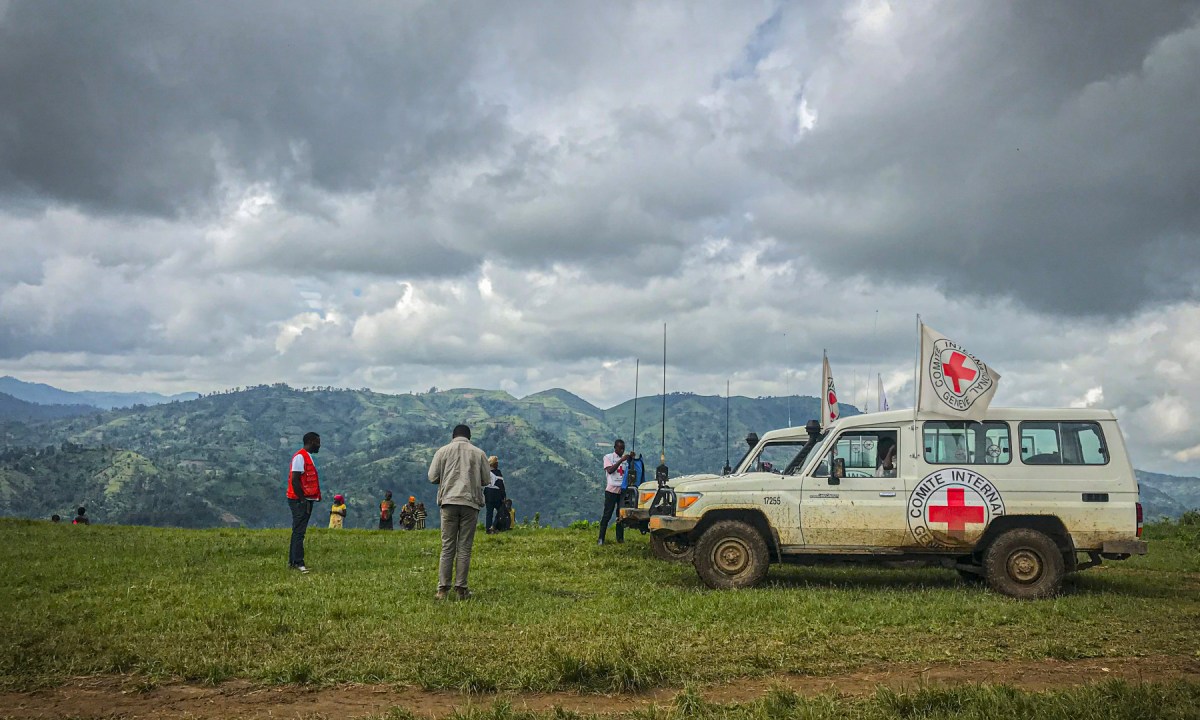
top-left (647, 408), bottom-right (1147, 599)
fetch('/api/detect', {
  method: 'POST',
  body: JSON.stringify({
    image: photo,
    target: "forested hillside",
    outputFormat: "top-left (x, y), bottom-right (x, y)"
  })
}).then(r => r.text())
top-left (0, 385), bottom-right (822, 528)
top-left (2, 384), bottom-right (1196, 528)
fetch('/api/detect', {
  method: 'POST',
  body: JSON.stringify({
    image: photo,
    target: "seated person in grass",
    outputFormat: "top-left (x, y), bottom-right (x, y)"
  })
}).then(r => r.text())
top-left (328, 494), bottom-right (347, 529)
top-left (73, 507), bottom-right (90, 525)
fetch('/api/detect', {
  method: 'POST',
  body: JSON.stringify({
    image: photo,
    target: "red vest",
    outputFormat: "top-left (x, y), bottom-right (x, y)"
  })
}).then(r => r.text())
top-left (287, 449), bottom-right (321, 501)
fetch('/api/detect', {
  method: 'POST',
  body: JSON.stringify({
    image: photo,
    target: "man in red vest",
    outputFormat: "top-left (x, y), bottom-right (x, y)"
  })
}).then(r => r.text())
top-left (287, 432), bottom-right (322, 573)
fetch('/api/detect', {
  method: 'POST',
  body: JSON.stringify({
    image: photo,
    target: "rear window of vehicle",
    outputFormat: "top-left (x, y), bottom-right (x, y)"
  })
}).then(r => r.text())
top-left (1019, 421), bottom-right (1108, 465)
top-left (922, 421), bottom-right (1011, 464)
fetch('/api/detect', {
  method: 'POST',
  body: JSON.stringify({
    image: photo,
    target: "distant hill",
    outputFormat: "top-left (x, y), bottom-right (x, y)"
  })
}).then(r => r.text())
top-left (1, 383), bottom-right (1195, 529)
top-left (0, 376), bottom-right (198, 410)
top-left (0, 392), bottom-right (101, 422)
top-left (1137, 470), bottom-right (1200, 521)
top-left (0, 384), bottom-right (833, 529)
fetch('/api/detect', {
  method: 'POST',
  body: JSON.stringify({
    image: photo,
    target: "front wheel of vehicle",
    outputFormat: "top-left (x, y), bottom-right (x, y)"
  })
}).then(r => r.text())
top-left (693, 520), bottom-right (770, 589)
top-left (650, 534), bottom-right (694, 563)
top-left (983, 528), bottom-right (1065, 599)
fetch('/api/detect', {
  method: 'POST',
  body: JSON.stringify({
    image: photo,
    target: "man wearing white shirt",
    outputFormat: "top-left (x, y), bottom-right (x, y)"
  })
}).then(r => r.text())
top-left (599, 439), bottom-right (632, 545)
top-left (286, 432), bottom-right (322, 573)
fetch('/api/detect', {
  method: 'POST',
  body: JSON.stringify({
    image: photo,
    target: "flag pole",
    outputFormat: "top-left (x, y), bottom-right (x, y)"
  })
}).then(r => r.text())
top-left (912, 314), bottom-right (921, 457)
top-left (913, 315), bottom-right (922, 415)
top-left (869, 309), bottom-right (878, 412)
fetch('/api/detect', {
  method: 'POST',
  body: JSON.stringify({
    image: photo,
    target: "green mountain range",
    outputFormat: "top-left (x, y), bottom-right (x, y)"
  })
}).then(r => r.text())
top-left (0, 384), bottom-right (822, 528)
top-left (0, 383), bottom-right (1195, 528)
top-left (0, 376), bottom-right (198, 409)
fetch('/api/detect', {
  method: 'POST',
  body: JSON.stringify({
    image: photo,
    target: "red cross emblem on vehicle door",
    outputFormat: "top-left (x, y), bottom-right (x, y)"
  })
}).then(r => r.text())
top-left (928, 487), bottom-right (985, 538)
top-left (942, 351), bottom-right (978, 394)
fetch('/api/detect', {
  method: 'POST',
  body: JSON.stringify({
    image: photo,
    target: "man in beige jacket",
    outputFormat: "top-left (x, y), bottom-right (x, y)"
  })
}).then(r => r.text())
top-left (428, 424), bottom-right (490, 600)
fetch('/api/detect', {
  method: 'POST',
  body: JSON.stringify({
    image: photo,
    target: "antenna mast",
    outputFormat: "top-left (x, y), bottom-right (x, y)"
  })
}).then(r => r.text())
top-left (631, 358), bottom-right (639, 455)
top-left (656, 323), bottom-right (669, 485)
top-left (724, 379), bottom-right (731, 475)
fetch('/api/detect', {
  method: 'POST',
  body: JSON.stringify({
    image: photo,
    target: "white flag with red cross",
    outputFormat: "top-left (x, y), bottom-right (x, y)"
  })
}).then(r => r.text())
top-left (917, 323), bottom-right (1001, 421)
top-left (821, 352), bottom-right (840, 428)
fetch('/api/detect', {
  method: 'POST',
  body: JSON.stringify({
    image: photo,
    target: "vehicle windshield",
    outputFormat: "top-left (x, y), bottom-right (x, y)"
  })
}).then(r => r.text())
top-left (797, 433), bottom-right (828, 475)
top-left (737, 440), bottom-right (810, 475)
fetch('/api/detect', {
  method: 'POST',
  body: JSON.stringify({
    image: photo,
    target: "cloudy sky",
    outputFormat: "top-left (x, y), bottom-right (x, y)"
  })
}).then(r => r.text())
top-left (1, 0), bottom-right (1199, 473)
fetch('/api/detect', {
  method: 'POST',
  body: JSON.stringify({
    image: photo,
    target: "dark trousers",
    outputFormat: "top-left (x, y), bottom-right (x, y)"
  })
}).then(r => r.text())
top-left (599, 490), bottom-right (624, 543)
top-left (379, 518), bottom-right (393, 530)
top-left (288, 499), bottom-right (313, 566)
top-left (485, 500), bottom-right (503, 530)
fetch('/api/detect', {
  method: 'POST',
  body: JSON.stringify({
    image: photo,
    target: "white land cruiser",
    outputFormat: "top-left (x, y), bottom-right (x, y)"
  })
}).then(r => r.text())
top-left (648, 409), bottom-right (1148, 599)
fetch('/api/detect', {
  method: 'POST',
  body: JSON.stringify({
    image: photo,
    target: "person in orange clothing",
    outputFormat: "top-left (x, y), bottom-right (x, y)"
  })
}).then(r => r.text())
top-left (379, 491), bottom-right (396, 530)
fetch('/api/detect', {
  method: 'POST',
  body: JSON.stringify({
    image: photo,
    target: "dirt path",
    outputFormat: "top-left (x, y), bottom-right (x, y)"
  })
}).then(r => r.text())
top-left (3, 655), bottom-right (1198, 719)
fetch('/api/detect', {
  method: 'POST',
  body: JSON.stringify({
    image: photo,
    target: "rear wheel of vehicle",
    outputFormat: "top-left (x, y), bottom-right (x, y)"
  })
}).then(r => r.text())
top-left (650, 534), bottom-right (694, 563)
top-left (983, 528), bottom-right (1065, 599)
top-left (693, 520), bottom-right (770, 589)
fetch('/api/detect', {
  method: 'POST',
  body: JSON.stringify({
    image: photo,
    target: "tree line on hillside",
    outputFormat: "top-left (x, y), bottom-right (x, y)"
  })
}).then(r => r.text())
top-left (3, 384), bottom-right (1195, 530)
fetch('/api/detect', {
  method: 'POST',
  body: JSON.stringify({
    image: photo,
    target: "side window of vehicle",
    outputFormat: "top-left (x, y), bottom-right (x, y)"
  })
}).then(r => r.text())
top-left (814, 431), bottom-right (899, 478)
top-left (1020, 422), bottom-right (1108, 465)
top-left (750, 442), bottom-right (807, 474)
top-left (923, 421), bottom-right (1011, 464)
top-left (1064, 422), bottom-right (1108, 464)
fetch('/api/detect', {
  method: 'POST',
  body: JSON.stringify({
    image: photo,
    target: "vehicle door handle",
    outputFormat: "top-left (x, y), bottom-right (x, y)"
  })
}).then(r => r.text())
top-left (878, 492), bottom-right (896, 497)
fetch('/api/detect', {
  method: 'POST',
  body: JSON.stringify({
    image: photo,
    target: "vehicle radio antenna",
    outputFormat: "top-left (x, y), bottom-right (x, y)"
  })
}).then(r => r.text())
top-left (631, 358), bottom-right (639, 455)
top-left (656, 323), bottom-right (669, 486)
top-left (724, 379), bottom-right (732, 475)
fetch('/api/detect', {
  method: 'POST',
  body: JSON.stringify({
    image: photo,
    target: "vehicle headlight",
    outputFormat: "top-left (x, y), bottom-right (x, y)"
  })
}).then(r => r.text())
top-left (639, 490), bottom-right (657, 507)
top-left (677, 492), bottom-right (702, 511)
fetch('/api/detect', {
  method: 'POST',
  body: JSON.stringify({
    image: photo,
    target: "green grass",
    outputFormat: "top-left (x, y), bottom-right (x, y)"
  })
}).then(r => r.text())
top-left (378, 682), bottom-right (1200, 720)
top-left (0, 519), bottom-right (1197, 692)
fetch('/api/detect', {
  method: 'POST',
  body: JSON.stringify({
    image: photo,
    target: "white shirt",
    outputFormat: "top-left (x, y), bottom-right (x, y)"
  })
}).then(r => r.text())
top-left (603, 452), bottom-right (626, 493)
top-left (291, 453), bottom-right (313, 473)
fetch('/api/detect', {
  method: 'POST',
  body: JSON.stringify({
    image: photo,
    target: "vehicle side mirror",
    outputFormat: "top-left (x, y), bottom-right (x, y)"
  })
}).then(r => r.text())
top-left (830, 458), bottom-right (845, 485)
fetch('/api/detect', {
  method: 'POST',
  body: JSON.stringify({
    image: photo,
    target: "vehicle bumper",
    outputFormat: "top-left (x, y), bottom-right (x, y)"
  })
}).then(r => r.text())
top-left (619, 508), bottom-right (649, 522)
top-left (648, 515), bottom-right (698, 536)
top-left (1101, 540), bottom-right (1148, 556)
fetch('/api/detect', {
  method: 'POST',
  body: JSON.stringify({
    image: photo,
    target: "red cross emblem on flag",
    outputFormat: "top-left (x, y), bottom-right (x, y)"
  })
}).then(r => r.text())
top-left (942, 352), bottom-right (978, 394)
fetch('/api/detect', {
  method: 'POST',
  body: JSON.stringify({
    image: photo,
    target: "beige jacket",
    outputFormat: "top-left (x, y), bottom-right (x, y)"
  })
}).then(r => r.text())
top-left (427, 437), bottom-right (489, 510)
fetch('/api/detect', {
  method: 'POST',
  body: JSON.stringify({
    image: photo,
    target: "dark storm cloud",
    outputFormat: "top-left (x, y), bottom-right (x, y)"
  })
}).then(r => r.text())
top-left (753, 1), bottom-right (1200, 316)
top-left (0, 0), bottom-right (508, 217)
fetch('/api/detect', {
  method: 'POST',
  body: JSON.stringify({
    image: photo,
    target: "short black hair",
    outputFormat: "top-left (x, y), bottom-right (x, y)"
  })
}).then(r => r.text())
top-left (77, 507), bottom-right (86, 515)
top-left (452, 424), bottom-right (471, 439)
top-left (614, 438), bottom-right (625, 446)
top-left (51, 514), bottom-right (61, 522)
top-left (303, 431), bottom-right (320, 446)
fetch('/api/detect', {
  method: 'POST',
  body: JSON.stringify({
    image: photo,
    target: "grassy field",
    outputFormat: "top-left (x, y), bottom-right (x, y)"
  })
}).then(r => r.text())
top-left (354, 682), bottom-right (1200, 720)
top-left (0, 518), bottom-right (1197, 693)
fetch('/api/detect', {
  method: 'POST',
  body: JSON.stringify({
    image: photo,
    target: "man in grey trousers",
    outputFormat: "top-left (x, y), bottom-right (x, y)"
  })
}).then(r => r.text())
top-left (428, 424), bottom-right (490, 600)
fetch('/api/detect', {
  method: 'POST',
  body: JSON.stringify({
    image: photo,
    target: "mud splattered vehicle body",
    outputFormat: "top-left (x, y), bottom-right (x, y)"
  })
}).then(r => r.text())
top-left (649, 408), bottom-right (1147, 598)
